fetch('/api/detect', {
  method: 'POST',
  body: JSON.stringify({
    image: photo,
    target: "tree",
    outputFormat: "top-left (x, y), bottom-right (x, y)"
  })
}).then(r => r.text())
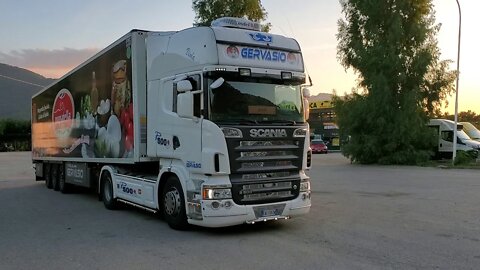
top-left (335, 0), bottom-right (454, 164)
top-left (192, 0), bottom-right (271, 32)
top-left (422, 60), bottom-right (456, 118)
top-left (0, 119), bottom-right (31, 151)
top-left (443, 110), bottom-right (480, 128)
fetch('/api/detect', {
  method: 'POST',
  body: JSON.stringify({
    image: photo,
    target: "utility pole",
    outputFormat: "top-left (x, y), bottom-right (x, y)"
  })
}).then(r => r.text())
top-left (452, 0), bottom-right (461, 165)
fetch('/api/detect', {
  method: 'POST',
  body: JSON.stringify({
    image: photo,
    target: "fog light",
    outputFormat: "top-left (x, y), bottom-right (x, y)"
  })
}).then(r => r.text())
top-left (224, 201), bottom-right (232, 208)
top-left (211, 201), bottom-right (220, 209)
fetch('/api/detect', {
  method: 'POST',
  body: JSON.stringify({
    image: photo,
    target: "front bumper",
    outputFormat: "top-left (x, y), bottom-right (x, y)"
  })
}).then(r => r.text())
top-left (187, 191), bottom-right (311, 228)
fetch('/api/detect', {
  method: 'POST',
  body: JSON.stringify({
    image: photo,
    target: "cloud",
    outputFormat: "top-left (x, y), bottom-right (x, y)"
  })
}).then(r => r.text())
top-left (0, 48), bottom-right (99, 78)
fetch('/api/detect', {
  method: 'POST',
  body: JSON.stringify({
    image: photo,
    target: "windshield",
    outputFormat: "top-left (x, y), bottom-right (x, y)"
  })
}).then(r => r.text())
top-left (457, 130), bottom-right (471, 141)
top-left (462, 122), bottom-right (480, 139)
top-left (208, 78), bottom-right (305, 124)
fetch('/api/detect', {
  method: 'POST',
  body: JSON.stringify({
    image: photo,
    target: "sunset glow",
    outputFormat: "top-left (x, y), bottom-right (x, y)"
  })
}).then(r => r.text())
top-left (0, 1), bottom-right (478, 114)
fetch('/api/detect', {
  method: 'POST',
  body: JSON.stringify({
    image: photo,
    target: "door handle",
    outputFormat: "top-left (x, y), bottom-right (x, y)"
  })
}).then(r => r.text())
top-left (173, 136), bottom-right (180, 150)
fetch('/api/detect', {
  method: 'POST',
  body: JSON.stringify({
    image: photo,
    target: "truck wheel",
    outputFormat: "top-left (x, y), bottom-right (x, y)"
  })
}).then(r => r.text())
top-left (52, 164), bottom-right (60, 191)
top-left (58, 163), bottom-right (70, 194)
top-left (45, 163), bottom-right (53, 189)
top-left (101, 172), bottom-right (118, 210)
top-left (162, 176), bottom-right (188, 230)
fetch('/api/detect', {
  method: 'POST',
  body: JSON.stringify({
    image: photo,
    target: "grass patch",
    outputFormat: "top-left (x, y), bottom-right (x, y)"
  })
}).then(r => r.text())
top-left (420, 150), bottom-right (480, 169)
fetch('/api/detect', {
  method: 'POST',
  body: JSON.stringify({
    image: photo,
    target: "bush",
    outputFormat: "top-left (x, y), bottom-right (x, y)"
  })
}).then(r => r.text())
top-left (454, 150), bottom-right (478, 165)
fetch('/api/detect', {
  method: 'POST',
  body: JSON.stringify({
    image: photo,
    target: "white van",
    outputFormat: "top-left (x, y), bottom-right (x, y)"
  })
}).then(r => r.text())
top-left (460, 122), bottom-right (480, 142)
top-left (428, 119), bottom-right (480, 158)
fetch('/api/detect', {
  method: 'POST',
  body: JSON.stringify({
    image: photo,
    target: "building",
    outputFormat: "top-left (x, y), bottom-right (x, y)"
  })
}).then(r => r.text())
top-left (307, 93), bottom-right (340, 150)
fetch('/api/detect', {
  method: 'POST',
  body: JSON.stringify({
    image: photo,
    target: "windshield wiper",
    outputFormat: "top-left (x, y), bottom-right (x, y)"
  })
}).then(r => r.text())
top-left (217, 119), bottom-right (258, 125)
top-left (257, 119), bottom-right (297, 125)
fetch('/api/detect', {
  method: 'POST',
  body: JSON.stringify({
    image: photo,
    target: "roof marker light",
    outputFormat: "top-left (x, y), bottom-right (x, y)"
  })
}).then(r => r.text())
top-left (239, 68), bottom-right (251, 77)
top-left (281, 72), bottom-right (293, 80)
top-left (211, 17), bottom-right (261, 31)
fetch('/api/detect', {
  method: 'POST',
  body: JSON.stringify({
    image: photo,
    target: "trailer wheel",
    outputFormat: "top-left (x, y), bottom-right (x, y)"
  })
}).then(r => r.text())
top-left (101, 172), bottom-right (118, 210)
top-left (58, 163), bottom-right (70, 194)
top-left (52, 164), bottom-right (60, 191)
top-left (45, 163), bottom-right (53, 189)
top-left (162, 176), bottom-right (188, 230)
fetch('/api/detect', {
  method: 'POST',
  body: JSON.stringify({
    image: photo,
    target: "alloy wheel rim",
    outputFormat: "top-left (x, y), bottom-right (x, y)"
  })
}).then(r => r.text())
top-left (164, 188), bottom-right (181, 216)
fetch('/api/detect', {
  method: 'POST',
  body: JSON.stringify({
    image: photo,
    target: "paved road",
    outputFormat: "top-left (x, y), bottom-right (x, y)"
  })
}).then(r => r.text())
top-left (0, 152), bottom-right (479, 270)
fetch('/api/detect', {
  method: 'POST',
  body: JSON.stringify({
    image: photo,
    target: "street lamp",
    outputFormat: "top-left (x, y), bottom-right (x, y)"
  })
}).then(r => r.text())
top-left (452, 0), bottom-right (461, 165)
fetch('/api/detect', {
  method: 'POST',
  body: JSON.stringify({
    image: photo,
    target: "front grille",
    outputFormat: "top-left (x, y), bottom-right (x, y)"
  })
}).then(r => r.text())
top-left (231, 179), bottom-right (300, 205)
top-left (241, 171), bottom-right (290, 180)
top-left (232, 139), bottom-right (301, 173)
top-left (240, 181), bottom-right (294, 202)
top-left (243, 191), bottom-right (292, 202)
top-left (224, 126), bottom-right (306, 205)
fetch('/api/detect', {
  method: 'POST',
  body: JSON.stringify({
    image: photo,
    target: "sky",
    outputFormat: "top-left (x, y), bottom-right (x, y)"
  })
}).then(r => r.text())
top-left (0, 0), bottom-right (477, 114)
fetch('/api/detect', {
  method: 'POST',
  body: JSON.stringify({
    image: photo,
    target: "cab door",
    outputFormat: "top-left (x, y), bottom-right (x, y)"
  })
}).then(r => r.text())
top-left (440, 130), bottom-right (453, 153)
top-left (170, 73), bottom-right (204, 172)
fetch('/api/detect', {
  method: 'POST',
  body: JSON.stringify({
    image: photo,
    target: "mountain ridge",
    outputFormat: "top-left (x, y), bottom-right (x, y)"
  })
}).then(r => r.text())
top-left (0, 63), bottom-right (56, 120)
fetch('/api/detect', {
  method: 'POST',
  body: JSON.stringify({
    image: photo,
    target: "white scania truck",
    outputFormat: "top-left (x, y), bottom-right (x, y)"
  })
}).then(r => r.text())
top-left (32, 18), bottom-right (312, 229)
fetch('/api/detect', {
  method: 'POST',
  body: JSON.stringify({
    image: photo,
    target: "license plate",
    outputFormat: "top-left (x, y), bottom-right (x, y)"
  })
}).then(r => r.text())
top-left (261, 209), bottom-right (280, 216)
top-left (254, 204), bottom-right (286, 218)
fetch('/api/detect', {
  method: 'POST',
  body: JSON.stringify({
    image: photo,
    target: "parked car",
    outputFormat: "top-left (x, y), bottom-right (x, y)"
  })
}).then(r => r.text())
top-left (311, 139), bottom-right (328, 154)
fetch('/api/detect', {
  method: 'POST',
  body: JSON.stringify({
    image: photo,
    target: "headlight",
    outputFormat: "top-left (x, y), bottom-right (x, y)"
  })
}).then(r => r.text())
top-left (300, 179), bottom-right (310, 192)
top-left (202, 187), bottom-right (232, 200)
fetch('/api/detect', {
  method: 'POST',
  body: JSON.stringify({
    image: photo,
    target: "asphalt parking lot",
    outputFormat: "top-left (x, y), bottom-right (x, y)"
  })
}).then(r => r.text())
top-left (0, 152), bottom-right (479, 270)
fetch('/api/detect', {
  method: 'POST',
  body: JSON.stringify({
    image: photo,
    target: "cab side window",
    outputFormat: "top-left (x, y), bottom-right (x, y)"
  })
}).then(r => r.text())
top-left (441, 131), bottom-right (453, 142)
top-left (188, 75), bottom-right (202, 117)
top-left (172, 74), bottom-right (202, 117)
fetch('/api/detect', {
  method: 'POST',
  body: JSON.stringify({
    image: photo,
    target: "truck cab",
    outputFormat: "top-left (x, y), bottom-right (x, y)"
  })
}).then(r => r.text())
top-left (145, 18), bottom-right (311, 227)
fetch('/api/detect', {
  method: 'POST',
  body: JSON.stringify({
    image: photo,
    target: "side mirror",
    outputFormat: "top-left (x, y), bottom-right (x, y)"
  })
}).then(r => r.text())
top-left (177, 80), bottom-right (193, 93)
top-left (210, 77), bottom-right (225, 89)
top-left (303, 87), bottom-right (311, 98)
top-left (304, 98), bottom-right (310, 121)
top-left (177, 92), bottom-right (194, 118)
top-left (302, 87), bottom-right (311, 121)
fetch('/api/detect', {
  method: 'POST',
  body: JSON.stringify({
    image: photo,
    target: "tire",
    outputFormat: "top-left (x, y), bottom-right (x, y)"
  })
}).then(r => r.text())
top-left (101, 172), bottom-right (118, 210)
top-left (45, 163), bottom-right (53, 189)
top-left (162, 176), bottom-right (188, 230)
top-left (58, 163), bottom-right (70, 194)
top-left (52, 164), bottom-right (60, 191)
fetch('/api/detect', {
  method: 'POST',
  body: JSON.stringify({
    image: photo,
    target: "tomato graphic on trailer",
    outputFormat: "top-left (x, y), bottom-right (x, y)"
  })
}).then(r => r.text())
top-left (52, 89), bottom-right (75, 148)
